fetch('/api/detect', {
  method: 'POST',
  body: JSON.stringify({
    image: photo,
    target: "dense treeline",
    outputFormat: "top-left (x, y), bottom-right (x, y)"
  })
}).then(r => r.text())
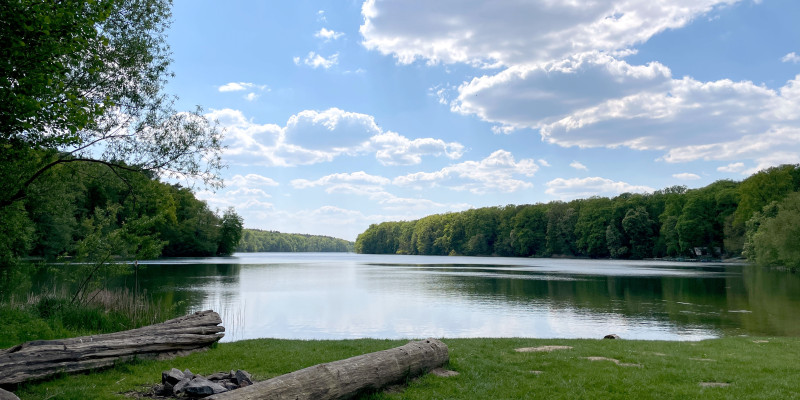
top-left (356, 165), bottom-right (800, 268)
top-left (0, 154), bottom-right (243, 265)
top-left (238, 229), bottom-right (353, 253)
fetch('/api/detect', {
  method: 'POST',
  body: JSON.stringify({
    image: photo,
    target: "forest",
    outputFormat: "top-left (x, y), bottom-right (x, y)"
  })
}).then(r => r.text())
top-left (0, 153), bottom-right (244, 266)
top-left (355, 164), bottom-right (800, 269)
top-left (238, 229), bottom-right (354, 253)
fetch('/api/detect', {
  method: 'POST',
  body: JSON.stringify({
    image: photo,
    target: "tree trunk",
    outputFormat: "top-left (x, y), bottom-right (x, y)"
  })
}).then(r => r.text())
top-left (0, 310), bottom-right (224, 386)
top-left (208, 338), bottom-right (449, 400)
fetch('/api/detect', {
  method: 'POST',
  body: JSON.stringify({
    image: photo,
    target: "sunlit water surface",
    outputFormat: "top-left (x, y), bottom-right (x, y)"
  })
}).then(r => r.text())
top-left (120, 253), bottom-right (800, 342)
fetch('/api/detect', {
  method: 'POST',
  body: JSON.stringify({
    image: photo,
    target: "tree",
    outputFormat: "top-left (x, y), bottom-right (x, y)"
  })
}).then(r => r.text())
top-left (217, 208), bottom-right (244, 256)
top-left (621, 206), bottom-right (654, 259)
top-left (744, 192), bottom-right (800, 270)
top-left (1, 0), bottom-right (223, 211)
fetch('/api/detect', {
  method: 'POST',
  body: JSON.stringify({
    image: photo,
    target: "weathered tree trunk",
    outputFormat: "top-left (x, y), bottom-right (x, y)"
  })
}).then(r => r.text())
top-left (208, 338), bottom-right (449, 400)
top-left (0, 310), bottom-right (224, 386)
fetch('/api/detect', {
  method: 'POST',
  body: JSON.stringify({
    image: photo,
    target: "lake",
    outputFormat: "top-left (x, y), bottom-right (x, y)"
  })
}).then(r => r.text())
top-left (35, 253), bottom-right (800, 341)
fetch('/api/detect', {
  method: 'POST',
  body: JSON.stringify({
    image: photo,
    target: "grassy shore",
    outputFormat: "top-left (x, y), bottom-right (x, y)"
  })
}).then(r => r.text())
top-left (8, 336), bottom-right (799, 399)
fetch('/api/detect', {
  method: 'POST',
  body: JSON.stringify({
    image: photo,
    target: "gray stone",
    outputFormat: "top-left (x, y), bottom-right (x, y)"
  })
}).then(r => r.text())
top-left (183, 368), bottom-right (195, 380)
top-left (0, 388), bottom-right (20, 400)
top-left (162, 367), bottom-right (185, 385)
top-left (221, 380), bottom-right (240, 390)
top-left (183, 376), bottom-right (228, 397)
top-left (603, 334), bottom-right (621, 339)
top-left (207, 372), bottom-right (231, 381)
top-left (234, 369), bottom-right (253, 387)
top-left (173, 377), bottom-right (191, 395)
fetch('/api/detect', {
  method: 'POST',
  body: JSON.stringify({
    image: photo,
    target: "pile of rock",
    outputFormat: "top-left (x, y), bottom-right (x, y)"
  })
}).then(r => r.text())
top-left (154, 368), bottom-right (253, 398)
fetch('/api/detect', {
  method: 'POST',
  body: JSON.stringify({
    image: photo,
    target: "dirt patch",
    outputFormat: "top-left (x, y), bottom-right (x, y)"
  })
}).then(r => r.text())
top-left (431, 368), bottom-right (459, 377)
top-left (584, 356), bottom-right (642, 368)
top-left (699, 382), bottom-right (730, 388)
top-left (689, 358), bottom-right (716, 362)
top-left (753, 340), bottom-right (769, 343)
top-left (515, 345), bottom-right (573, 353)
top-left (529, 370), bottom-right (544, 375)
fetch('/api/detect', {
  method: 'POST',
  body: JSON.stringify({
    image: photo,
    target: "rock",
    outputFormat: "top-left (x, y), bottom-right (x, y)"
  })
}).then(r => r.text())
top-left (0, 388), bottom-right (20, 400)
top-left (173, 377), bottom-right (191, 395)
top-left (183, 368), bottom-right (195, 380)
top-left (234, 369), bottom-right (253, 387)
top-left (221, 380), bottom-right (240, 390)
top-left (207, 372), bottom-right (231, 381)
top-left (153, 383), bottom-right (173, 397)
top-left (162, 367), bottom-right (185, 385)
top-left (603, 334), bottom-right (621, 339)
top-left (183, 376), bottom-right (228, 397)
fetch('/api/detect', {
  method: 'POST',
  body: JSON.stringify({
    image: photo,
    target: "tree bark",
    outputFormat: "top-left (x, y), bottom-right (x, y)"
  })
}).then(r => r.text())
top-left (208, 338), bottom-right (449, 400)
top-left (0, 310), bottom-right (224, 386)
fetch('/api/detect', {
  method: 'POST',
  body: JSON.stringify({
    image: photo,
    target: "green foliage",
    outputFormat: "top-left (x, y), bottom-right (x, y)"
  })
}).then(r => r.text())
top-left (355, 165), bottom-right (799, 260)
top-left (744, 192), bottom-right (800, 270)
top-left (1, 0), bottom-right (223, 212)
top-left (218, 207), bottom-right (245, 256)
top-left (239, 229), bottom-right (353, 253)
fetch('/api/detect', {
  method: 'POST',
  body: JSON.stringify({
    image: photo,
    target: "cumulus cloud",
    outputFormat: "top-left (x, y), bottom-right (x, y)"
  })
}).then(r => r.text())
top-left (545, 177), bottom-right (655, 199)
top-left (570, 161), bottom-right (588, 171)
top-left (361, 0), bottom-right (800, 173)
top-left (291, 171), bottom-right (391, 189)
top-left (782, 52), bottom-right (800, 63)
top-left (451, 53), bottom-right (672, 131)
top-left (315, 28), bottom-right (344, 41)
top-left (294, 52), bottom-right (339, 69)
top-left (361, 0), bottom-right (738, 66)
top-left (394, 150), bottom-right (538, 194)
top-left (229, 174), bottom-right (279, 187)
top-left (717, 162), bottom-right (746, 173)
top-left (206, 108), bottom-right (465, 167)
top-left (672, 173), bottom-right (701, 180)
top-left (290, 171), bottom-right (470, 215)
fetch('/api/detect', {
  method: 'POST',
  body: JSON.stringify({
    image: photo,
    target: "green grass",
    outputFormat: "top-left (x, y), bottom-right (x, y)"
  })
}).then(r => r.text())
top-left (0, 289), bottom-right (176, 348)
top-left (9, 336), bottom-right (800, 399)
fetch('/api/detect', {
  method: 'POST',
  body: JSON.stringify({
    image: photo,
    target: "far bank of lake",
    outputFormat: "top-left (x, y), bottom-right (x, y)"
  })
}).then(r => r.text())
top-left (19, 253), bottom-right (800, 341)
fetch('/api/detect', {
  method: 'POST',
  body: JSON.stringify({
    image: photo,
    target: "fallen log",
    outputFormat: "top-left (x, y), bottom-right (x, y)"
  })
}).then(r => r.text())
top-left (0, 310), bottom-right (224, 386)
top-left (208, 338), bottom-right (449, 400)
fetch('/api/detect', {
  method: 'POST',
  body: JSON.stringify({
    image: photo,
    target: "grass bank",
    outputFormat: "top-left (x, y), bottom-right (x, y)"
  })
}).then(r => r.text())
top-left (9, 336), bottom-right (800, 399)
top-left (0, 288), bottom-right (177, 349)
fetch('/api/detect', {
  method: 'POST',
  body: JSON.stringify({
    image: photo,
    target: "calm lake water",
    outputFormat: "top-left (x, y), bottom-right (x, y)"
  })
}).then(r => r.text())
top-left (39, 253), bottom-right (800, 341)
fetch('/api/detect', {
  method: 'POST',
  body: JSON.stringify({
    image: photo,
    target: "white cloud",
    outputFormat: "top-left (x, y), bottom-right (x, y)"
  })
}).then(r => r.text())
top-left (295, 51), bottom-right (339, 69)
top-left (451, 53), bottom-right (672, 132)
top-left (315, 28), bottom-right (344, 41)
top-left (361, 1), bottom-right (800, 173)
top-left (317, 10), bottom-right (326, 22)
top-left (229, 174), bottom-right (279, 187)
top-left (570, 161), bottom-right (588, 171)
top-left (538, 159), bottom-right (551, 167)
top-left (672, 173), bottom-right (701, 180)
top-left (291, 171), bottom-right (391, 189)
top-left (361, 0), bottom-right (738, 67)
top-left (218, 82), bottom-right (268, 92)
top-left (207, 108), bottom-right (464, 167)
top-left (244, 93), bottom-right (259, 101)
top-left (394, 150), bottom-right (538, 194)
top-left (782, 52), bottom-right (800, 63)
top-left (545, 177), bottom-right (655, 199)
top-left (717, 162), bottom-right (746, 173)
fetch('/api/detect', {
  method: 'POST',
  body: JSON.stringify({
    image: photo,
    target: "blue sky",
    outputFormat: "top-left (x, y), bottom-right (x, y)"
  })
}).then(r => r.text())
top-left (164, 0), bottom-right (800, 241)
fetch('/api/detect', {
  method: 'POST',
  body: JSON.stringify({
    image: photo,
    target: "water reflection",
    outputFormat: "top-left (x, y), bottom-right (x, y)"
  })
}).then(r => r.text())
top-left (12, 254), bottom-right (800, 341)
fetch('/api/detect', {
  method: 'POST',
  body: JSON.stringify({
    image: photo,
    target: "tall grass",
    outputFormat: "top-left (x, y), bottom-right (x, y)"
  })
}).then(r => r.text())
top-left (0, 287), bottom-right (177, 348)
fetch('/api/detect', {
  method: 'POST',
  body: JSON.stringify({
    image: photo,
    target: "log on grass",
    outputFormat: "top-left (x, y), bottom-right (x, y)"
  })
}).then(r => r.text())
top-left (208, 338), bottom-right (449, 400)
top-left (0, 310), bottom-right (224, 386)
